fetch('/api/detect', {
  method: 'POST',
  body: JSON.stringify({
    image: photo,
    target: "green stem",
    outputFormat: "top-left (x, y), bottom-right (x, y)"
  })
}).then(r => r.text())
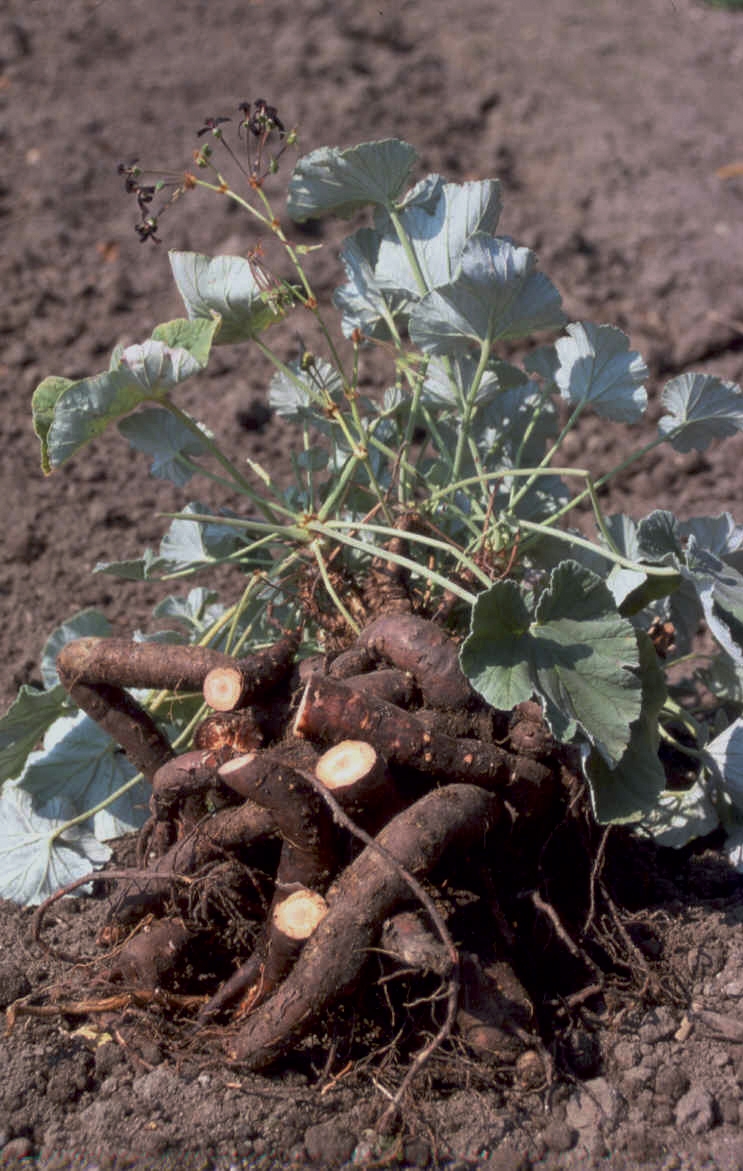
top-left (513, 518), bottom-right (681, 577)
top-left (160, 399), bottom-right (295, 522)
top-left (320, 518), bottom-right (492, 588)
top-left (311, 540), bottom-right (362, 635)
top-left (508, 399), bottom-right (586, 512)
top-left (307, 520), bottom-right (478, 605)
top-left (451, 338), bottom-right (493, 484)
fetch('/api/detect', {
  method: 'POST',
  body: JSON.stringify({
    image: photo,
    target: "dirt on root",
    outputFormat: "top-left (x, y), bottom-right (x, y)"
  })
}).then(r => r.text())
top-left (2, 0), bottom-right (743, 1168)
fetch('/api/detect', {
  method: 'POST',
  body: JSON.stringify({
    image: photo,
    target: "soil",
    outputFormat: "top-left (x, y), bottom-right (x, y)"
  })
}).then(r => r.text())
top-left (2, 0), bottom-right (743, 1167)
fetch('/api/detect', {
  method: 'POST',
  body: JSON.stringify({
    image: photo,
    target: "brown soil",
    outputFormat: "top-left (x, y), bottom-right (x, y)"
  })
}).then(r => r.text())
top-left (2, 0), bottom-right (743, 1167)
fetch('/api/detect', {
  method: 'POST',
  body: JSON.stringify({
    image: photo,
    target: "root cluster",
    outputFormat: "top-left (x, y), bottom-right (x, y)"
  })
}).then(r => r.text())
top-left (33, 614), bottom-right (661, 1100)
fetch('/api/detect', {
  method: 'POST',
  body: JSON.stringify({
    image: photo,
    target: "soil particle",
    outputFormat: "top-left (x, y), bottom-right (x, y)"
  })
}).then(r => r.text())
top-left (538, 1120), bottom-right (577, 1154)
top-left (655, 1063), bottom-right (691, 1102)
top-left (0, 964), bottom-right (31, 1008)
top-left (302, 1114), bottom-right (358, 1166)
top-left (675, 1085), bottom-right (719, 1135)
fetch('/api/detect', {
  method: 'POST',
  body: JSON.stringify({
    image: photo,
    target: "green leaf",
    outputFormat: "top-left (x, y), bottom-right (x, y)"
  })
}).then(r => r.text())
top-left (698, 652), bottom-right (743, 708)
top-left (0, 785), bottom-right (111, 906)
top-left (41, 609), bottom-right (112, 689)
top-left (152, 587), bottom-right (224, 636)
top-left (409, 234), bottom-right (565, 356)
top-left (421, 355), bottom-right (529, 411)
top-left (43, 340), bottom-right (204, 468)
top-left (287, 139), bottom-right (418, 220)
top-left (17, 711), bottom-right (148, 841)
top-left (0, 684), bottom-right (70, 785)
top-left (333, 178), bottom-right (504, 337)
top-left (269, 357), bottom-right (345, 420)
top-left (168, 252), bottom-right (284, 344)
top-left (151, 316), bottom-right (220, 366)
top-left (636, 510), bottom-right (684, 562)
top-left (683, 538), bottom-right (743, 665)
top-left (157, 502), bottom-right (245, 572)
top-left (679, 513), bottom-right (743, 561)
top-left (582, 631), bottom-right (668, 824)
top-left (32, 376), bottom-right (75, 474)
top-left (118, 407), bottom-right (212, 485)
top-left (333, 229), bottom-right (412, 340)
top-left (460, 580), bottom-right (535, 711)
top-left (553, 322), bottom-right (648, 422)
top-left (94, 548), bottom-right (162, 580)
top-left (637, 782), bottom-right (719, 849)
top-left (705, 717), bottom-right (743, 812)
top-left (462, 560), bottom-right (641, 765)
top-left (658, 372), bottom-right (743, 452)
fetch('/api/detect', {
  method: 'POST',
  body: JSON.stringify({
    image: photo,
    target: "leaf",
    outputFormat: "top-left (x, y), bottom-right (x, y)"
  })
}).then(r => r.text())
top-left (31, 376), bottom-right (75, 474)
top-left (287, 140), bottom-right (419, 220)
top-left (157, 502), bottom-right (245, 572)
top-left (94, 547), bottom-right (162, 581)
top-left (41, 609), bottom-right (112, 689)
top-left (679, 513), bottom-right (743, 561)
top-left (42, 340), bottom-right (204, 468)
top-left (151, 317), bottom-right (220, 366)
top-left (152, 588), bottom-right (224, 636)
top-left (118, 407), bottom-right (212, 485)
top-left (0, 684), bottom-right (70, 785)
top-left (637, 782), bottom-right (719, 849)
top-left (705, 717), bottom-right (743, 812)
top-left (409, 234), bottom-right (565, 356)
top-left (553, 322), bottom-right (648, 422)
top-left (169, 252), bottom-right (284, 344)
top-left (17, 711), bottom-right (148, 841)
top-left (333, 229), bottom-right (411, 339)
top-left (698, 652), bottom-right (743, 708)
top-left (269, 357), bottom-right (345, 420)
top-left (461, 560), bottom-right (641, 765)
top-left (421, 355), bottom-right (528, 411)
top-left (683, 537), bottom-right (743, 665)
top-left (636, 510), bottom-right (684, 562)
top-left (0, 786), bottom-right (111, 906)
top-left (657, 372), bottom-right (743, 452)
top-left (582, 632), bottom-right (668, 824)
top-left (460, 579), bottom-right (534, 711)
top-left (333, 179), bottom-right (504, 339)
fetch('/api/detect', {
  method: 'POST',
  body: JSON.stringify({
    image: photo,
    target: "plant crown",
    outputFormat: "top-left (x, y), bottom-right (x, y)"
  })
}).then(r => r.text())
top-left (3, 117), bottom-right (743, 905)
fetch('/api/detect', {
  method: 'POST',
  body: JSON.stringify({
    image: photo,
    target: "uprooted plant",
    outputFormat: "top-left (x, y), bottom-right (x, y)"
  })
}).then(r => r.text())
top-left (4, 102), bottom-right (743, 1107)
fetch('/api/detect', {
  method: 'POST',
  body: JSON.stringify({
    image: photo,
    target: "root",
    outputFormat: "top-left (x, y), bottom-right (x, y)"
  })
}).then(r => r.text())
top-left (356, 614), bottom-right (476, 709)
top-left (294, 674), bottom-right (555, 813)
top-left (30, 615), bottom-right (666, 1099)
top-left (228, 783), bottom-right (499, 1069)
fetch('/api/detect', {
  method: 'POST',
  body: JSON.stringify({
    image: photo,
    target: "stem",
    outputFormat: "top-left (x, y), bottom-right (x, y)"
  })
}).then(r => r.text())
top-left (451, 338), bottom-right (493, 484)
top-left (307, 521), bottom-right (478, 605)
top-left (533, 433), bottom-right (670, 535)
top-left (160, 399), bottom-right (294, 522)
top-left (320, 518), bottom-right (492, 588)
top-left (507, 399), bottom-right (586, 513)
top-left (513, 518), bottom-right (681, 578)
top-left (310, 540), bottom-right (362, 635)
